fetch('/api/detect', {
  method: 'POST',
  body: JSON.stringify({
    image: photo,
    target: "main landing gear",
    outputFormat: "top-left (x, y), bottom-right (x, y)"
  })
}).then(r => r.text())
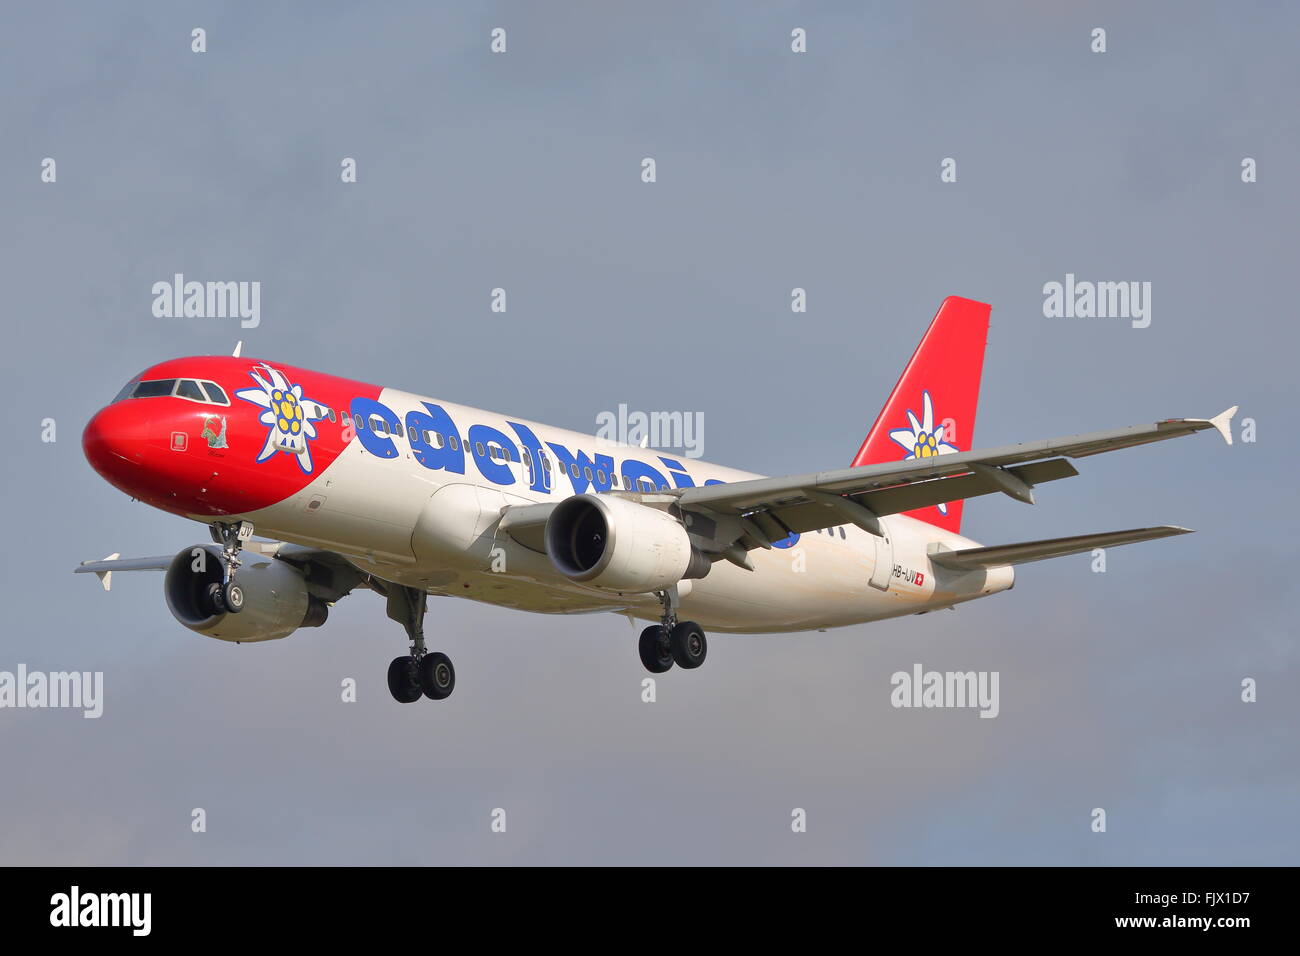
top-left (385, 585), bottom-right (456, 704)
top-left (204, 520), bottom-right (253, 616)
top-left (638, 585), bottom-right (707, 674)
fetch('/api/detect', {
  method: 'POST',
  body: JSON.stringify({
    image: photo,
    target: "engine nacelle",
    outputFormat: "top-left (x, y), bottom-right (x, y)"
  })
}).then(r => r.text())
top-left (544, 494), bottom-right (709, 593)
top-left (164, 545), bottom-right (328, 643)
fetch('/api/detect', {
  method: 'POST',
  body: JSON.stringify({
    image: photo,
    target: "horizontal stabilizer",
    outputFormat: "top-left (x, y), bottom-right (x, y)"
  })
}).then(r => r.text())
top-left (928, 526), bottom-right (1192, 571)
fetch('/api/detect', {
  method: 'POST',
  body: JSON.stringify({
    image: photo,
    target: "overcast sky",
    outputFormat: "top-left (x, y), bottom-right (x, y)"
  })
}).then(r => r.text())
top-left (1, 1), bottom-right (1296, 864)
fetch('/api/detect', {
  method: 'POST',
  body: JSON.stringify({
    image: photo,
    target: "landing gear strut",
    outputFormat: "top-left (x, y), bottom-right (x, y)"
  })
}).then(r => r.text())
top-left (385, 585), bottom-right (455, 703)
top-left (638, 585), bottom-right (707, 674)
top-left (205, 520), bottom-right (253, 615)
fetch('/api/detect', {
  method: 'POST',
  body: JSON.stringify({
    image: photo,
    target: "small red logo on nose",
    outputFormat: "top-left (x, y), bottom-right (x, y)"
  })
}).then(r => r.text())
top-left (170, 431), bottom-right (187, 452)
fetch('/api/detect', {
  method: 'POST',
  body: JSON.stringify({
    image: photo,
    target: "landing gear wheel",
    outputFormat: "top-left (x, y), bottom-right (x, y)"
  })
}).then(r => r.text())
top-left (204, 582), bottom-right (227, 616)
top-left (418, 652), bottom-right (456, 700)
top-left (669, 621), bottom-right (707, 669)
top-left (638, 625), bottom-right (674, 673)
top-left (222, 580), bottom-right (245, 614)
top-left (387, 656), bottom-right (422, 703)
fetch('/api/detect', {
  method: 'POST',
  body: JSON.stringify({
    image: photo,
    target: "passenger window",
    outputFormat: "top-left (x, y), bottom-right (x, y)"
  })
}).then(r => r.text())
top-left (584, 467), bottom-right (593, 481)
top-left (353, 415), bottom-right (364, 431)
top-left (327, 409), bottom-right (335, 422)
top-left (542, 456), bottom-right (551, 472)
top-left (449, 436), bottom-right (460, 451)
top-left (840, 527), bottom-right (846, 539)
top-left (596, 470), bottom-right (606, 483)
top-left (392, 422), bottom-right (404, 438)
top-left (475, 442), bottom-right (485, 457)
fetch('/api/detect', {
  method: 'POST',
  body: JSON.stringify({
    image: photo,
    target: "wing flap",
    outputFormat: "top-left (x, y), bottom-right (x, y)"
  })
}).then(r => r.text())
top-left (749, 459), bottom-right (1078, 538)
top-left (928, 526), bottom-right (1192, 571)
top-left (851, 458), bottom-right (1077, 519)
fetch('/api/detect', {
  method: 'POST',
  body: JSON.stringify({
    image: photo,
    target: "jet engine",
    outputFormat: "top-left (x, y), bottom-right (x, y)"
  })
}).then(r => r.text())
top-left (163, 545), bottom-right (329, 642)
top-left (544, 494), bottom-right (710, 593)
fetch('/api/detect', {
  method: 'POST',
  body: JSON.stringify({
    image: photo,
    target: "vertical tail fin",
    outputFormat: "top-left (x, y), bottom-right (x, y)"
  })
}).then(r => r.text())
top-left (850, 296), bottom-right (991, 534)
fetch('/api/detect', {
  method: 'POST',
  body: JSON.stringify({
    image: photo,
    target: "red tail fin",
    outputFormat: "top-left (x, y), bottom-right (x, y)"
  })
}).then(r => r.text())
top-left (850, 296), bottom-right (991, 534)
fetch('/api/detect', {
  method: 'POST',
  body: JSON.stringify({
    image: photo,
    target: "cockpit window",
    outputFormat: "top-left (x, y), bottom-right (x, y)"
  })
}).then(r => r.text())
top-left (113, 380), bottom-right (140, 403)
top-left (199, 382), bottom-right (229, 405)
top-left (117, 377), bottom-right (232, 405)
top-left (131, 379), bottom-right (177, 399)
top-left (175, 380), bottom-right (205, 401)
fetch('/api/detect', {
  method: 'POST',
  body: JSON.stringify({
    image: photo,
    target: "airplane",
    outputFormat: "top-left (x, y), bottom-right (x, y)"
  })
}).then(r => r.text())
top-left (76, 297), bottom-right (1235, 703)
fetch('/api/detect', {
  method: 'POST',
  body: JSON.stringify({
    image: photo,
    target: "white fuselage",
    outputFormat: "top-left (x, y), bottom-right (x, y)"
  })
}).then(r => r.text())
top-left (206, 386), bottom-right (1013, 633)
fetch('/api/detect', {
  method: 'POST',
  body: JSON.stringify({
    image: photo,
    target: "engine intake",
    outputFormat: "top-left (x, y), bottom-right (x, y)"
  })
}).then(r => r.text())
top-left (164, 545), bottom-right (328, 642)
top-left (545, 494), bottom-right (709, 593)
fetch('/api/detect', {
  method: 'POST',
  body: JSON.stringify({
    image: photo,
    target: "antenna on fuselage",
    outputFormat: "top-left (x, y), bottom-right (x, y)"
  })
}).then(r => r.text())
top-left (232, 340), bottom-right (243, 358)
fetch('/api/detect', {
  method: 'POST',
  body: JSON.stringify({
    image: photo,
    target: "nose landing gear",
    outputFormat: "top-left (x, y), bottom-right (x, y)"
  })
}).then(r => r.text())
top-left (205, 520), bottom-right (254, 615)
top-left (638, 585), bottom-right (708, 674)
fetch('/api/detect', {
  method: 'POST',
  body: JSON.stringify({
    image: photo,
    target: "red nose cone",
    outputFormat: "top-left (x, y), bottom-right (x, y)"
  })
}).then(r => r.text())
top-left (83, 402), bottom-right (153, 493)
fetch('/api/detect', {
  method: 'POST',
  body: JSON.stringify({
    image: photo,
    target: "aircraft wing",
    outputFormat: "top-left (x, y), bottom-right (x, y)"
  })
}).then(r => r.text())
top-left (75, 540), bottom-right (368, 600)
top-left (669, 408), bottom-right (1235, 561)
top-left (74, 553), bottom-right (171, 590)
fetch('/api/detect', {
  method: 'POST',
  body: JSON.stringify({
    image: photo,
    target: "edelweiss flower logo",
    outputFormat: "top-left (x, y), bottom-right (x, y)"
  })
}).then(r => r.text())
top-left (235, 363), bottom-right (328, 473)
top-left (888, 389), bottom-right (960, 515)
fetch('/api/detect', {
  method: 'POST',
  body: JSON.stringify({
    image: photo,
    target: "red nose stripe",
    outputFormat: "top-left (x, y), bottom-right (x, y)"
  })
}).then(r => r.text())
top-left (84, 357), bottom-right (381, 517)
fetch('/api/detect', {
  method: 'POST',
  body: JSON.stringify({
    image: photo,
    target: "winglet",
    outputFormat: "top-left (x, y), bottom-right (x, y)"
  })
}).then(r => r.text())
top-left (232, 340), bottom-right (243, 358)
top-left (87, 552), bottom-right (121, 591)
top-left (1209, 405), bottom-right (1237, 446)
